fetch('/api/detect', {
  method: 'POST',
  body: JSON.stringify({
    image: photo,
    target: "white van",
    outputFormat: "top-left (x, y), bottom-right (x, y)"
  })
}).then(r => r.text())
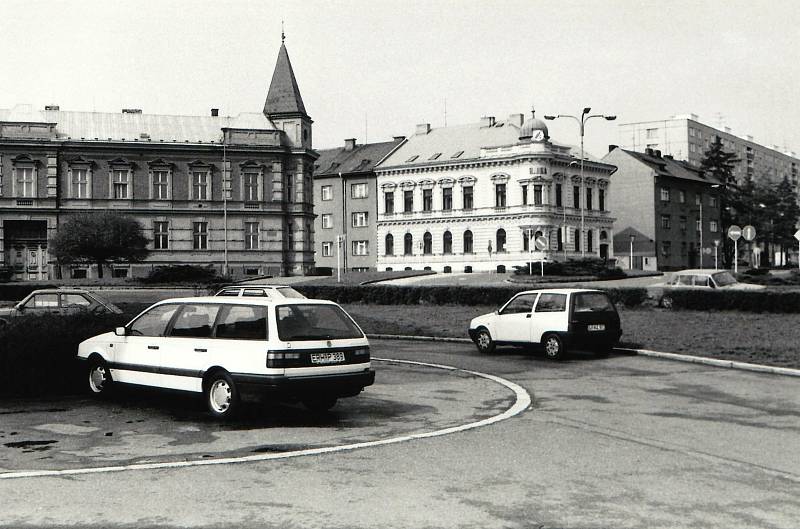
top-left (77, 297), bottom-right (374, 419)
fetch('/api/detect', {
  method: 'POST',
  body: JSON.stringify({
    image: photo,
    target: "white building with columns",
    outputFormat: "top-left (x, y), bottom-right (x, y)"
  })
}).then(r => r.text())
top-left (374, 112), bottom-right (617, 273)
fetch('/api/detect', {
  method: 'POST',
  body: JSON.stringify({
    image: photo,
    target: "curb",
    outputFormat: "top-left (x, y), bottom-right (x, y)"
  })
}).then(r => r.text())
top-left (366, 334), bottom-right (800, 378)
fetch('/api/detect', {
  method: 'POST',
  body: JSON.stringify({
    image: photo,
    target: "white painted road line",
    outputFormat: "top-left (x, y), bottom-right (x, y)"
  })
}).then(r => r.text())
top-left (0, 358), bottom-right (531, 480)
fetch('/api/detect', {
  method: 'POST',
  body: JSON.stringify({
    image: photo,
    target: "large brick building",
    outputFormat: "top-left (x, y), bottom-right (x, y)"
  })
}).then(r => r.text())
top-left (0, 40), bottom-right (315, 280)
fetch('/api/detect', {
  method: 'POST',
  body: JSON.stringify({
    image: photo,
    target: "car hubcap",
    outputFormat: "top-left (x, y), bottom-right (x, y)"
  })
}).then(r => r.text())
top-left (89, 366), bottom-right (106, 392)
top-left (545, 339), bottom-right (559, 356)
top-left (209, 380), bottom-right (231, 413)
top-left (478, 333), bottom-right (490, 348)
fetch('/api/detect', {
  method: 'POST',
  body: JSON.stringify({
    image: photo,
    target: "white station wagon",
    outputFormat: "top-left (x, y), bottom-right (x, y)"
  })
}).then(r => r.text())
top-left (469, 289), bottom-right (622, 360)
top-left (77, 297), bottom-right (374, 419)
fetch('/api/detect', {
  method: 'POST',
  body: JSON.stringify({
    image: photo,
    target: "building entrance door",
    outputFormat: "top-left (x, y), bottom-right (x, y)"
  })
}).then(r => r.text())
top-left (3, 220), bottom-right (49, 281)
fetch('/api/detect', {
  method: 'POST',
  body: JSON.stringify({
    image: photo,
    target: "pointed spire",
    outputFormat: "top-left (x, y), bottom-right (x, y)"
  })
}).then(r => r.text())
top-left (263, 37), bottom-right (307, 117)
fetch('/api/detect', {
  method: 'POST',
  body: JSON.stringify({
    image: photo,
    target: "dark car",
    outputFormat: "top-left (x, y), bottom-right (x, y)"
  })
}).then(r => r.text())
top-left (0, 288), bottom-right (122, 326)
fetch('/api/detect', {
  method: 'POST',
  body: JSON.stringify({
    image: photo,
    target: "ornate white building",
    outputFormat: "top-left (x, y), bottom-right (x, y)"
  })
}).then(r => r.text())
top-left (375, 112), bottom-right (617, 273)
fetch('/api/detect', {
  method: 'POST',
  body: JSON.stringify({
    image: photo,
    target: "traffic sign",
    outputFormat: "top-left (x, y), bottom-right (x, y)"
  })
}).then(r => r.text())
top-left (703, 247), bottom-right (713, 255)
top-left (728, 225), bottom-right (742, 241)
top-left (794, 229), bottom-right (800, 242)
top-left (742, 225), bottom-right (756, 242)
top-left (534, 236), bottom-right (548, 251)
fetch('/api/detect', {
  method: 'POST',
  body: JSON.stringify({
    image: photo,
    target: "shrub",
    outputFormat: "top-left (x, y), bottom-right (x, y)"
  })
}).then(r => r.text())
top-left (514, 257), bottom-right (621, 278)
top-left (664, 289), bottom-right (800, 313)
top-left (142, 265), bottom-right (227, 284)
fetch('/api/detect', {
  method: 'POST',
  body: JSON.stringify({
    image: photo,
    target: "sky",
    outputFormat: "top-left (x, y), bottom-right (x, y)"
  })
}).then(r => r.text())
top-left (1, 0), bottom-right (799, 158)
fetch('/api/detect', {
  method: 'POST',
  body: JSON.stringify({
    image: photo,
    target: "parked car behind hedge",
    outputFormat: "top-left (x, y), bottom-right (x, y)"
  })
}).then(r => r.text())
top-left (0, 288), bottom-right (122, 327)
top-left (647, 269), bottom-right (765, 308)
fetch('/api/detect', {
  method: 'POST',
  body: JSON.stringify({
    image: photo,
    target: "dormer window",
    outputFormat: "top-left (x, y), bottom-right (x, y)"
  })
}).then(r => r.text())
top-left (405, 155), bottom-right (419, 163)
top-left (451, 151), bottom-right (464, 159)
top-left (428, 153), bottom-right (442, 160)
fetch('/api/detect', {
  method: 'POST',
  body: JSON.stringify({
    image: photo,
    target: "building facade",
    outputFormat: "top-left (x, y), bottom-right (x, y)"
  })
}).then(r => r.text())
top-left (603, 147), bottom-right (722, 271)
top-left (618, 114), bottom-right (799, 187)
top-left (313, 137), bottom-right (404, 272)
top-left (375, 113), bottom-right (617, 273)
top-left (0, 41), bottom-right (315, 280)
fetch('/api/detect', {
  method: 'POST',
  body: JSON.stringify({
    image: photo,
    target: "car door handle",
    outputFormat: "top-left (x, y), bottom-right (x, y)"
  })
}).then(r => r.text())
top-left (194, 348), bottom-right (207, 352)
top-left (148, 345), bottom-right (159, 350)
top-left (526, 314), bottom-right (531, 318)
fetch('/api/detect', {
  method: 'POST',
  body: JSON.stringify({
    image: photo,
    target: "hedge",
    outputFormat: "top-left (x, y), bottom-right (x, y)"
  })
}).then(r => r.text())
top-left (662, 289), bottom-right (800, 313)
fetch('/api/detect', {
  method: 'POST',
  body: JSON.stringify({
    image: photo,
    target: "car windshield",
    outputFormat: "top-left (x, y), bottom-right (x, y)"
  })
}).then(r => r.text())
top-left (573, 292), bottom-right (615, 312)
top-left (277, 287), bottom-right (305, 299)
top-left (276, 304), bottom-right (362, 341)
top-left (712, 271), bottom-right (737, 287)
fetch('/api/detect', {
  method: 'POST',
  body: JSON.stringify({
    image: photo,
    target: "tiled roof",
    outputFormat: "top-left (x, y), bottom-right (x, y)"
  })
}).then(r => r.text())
top-left (619, 148), bottom-right (721, 184)
top-left (0, 105), bottom-right (277, 143)
top-left (314, 139), bottom-right (404, 177)
top-left (263, 44), bottom-right (306, 116)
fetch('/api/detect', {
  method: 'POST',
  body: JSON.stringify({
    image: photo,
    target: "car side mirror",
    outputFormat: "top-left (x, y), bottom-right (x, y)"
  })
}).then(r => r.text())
top-left (494, 309), bottom-right (499, 315)
top-left (114, 327), bottom-right (127, 337)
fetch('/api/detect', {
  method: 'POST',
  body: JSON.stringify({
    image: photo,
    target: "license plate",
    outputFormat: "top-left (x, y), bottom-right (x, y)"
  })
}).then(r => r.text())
top-left (588, 324), bottom-right (605, 331)
top-left (310, 351), bottom-right (345, 364)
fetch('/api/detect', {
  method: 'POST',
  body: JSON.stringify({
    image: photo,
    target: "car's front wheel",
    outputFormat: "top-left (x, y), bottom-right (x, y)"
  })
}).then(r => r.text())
top-left (87, 358), bottom-right (113, 396)
top-left (474, 329), bottom-right (496, 354)
top-left (660, 296), bottom-right (674, 309)
top-left (542, 333), bottom-right (565, 360)
top-left (204, 371), bottom-right (240, 419)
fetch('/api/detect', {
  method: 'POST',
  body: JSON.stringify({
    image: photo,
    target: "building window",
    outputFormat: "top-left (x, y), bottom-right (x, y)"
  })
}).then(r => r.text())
top-left (495, 183), bottom-right (506, 207)
top-left (710, 220), bottom-right (719, 233)
top-left (522, 185), bottom-right (528, 205)
top-left (442, 187), bottom-right (452, 211)
top-left (661, 187), bottom-right (670, 202)
top-left (598, 188), bottom-right (605, 211)
top-left (496, 229), bottom-right (506, 252)
top-left (681, 241), bottom-right (688, 256)
top-left (72, 168), bottom-right (89, 199)
top-left (351, 183), bottom-right (368, 198)
top-left (385, 234), bottom-right (394, 256)
top-left (696, 218), bottom-right (702, 232)
top-left (557, 227), bottom-right (563, 251)
top-left (463, 186), bottom-right (474, 209)
top-left (192, 171), bottom-right (210, 200)
top-left (680, 216), bottom-right (687, 231)
top-left (321, 214), bottom-right (333, 229)
top-left (443, 231), bottom-right (452, 254)
top-left (113, 169), bottom-right (129, 199)
top-left (585, 188), bottom-right (593, 210)
top-left (193, 222), bottom-right (208, 250)
top-left (587, 230), bottom-right (594, 253)
top-left (352, 211), bottom-right (368, 227)
top-left (152, 170), bottom-right (168, 200)
top-left (423, 232), bottom-right (432, 254)
top-left (243, 172), bottom-right (259, 202)
top-left (463, 230), bottom-right (473, 253)
top-left (556, 183), bottom-right (563, 207)
top-left (646, 128), bottom-right (658, 139)
top-left (661, 215), bottom-right (671, 229)
top-left (384, 191), bottom-right (394, 213)
top-left (352, 240), bottom-right (368, 256)
top-left (533, 184), bottom-right (543, 205)
top-left (679, 190), bottom-right (686, 203)
top-left (695, 193), bottom-right (701, 206)
top-left (404, 190), bottom-right (414, 212)
top-left (322, 242), bottom-right (333, 257)
top-left (285, 175), bottom-right (293, 202)
top-left (153, 221), bottom-right (169, 250)
top-left (573, 185), bottom-right (580, 209)
top-left (321, 185), bottom-right (333, 201)
top-left (662, 241), bottom-right (671, 257)
top-left (423, 188), bottom-right (433, 211)
top-left (16, 166), bottom-right (35, 197)
top-left (244, 222), bottom-right (259, 250)
top-left (574, 229), bottom-right (580, 252)
top-left (404, 233), bottom-right (413, 255)
top-left (710, 196), bottom-right (717, 207)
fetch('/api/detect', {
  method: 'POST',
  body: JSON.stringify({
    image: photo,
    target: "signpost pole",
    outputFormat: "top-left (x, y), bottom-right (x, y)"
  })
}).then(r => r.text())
top-left (528, 228), bottom-right (532, 276)
top-left (734, 239), bottom-right (738, 274)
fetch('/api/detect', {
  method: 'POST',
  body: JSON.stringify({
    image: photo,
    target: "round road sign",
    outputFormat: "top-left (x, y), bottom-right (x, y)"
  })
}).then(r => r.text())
top-left (742, 225), bottom-right (756, 241)
top-left (703, 247), bottom-right (713, 255)
top-left (534, 236), bottom-right (548, 251)
top-left (728, 225), bottom-right (742, 241)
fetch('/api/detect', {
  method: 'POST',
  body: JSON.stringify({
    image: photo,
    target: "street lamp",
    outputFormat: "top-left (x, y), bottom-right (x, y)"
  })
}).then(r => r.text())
top-left (545, 108), bottom-right (616, 258)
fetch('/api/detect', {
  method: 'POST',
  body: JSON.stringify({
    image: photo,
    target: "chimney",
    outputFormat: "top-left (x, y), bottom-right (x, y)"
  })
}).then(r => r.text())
top-left (664, 154), bottom-right (673, 160)
top-left (415, 123), bottom-right (431, 135)
top-left (508, 113), bottom-right (524, 127)
top-left (344, 138), bottom-right (357, 151)
top-left (211, 108), bottom-right (219, 117)
top-left (44, 105), bottom-right (60, 111)
top-left (608, 144), bottom-right (618, 153)
top-left (122, 108), bottom-right (142, 114)
top-left (654, 149), bottom-right (662, 158)
top-left (645, 148), bottom-right (654, 156)
top-left (393, 135), bottom-right (406, 142)
top-left (480, 116), bottom-right (496, 127)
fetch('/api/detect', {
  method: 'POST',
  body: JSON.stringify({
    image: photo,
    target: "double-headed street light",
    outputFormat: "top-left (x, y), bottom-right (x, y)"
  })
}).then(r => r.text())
top-left (545, 108), bottom-right (616, 258)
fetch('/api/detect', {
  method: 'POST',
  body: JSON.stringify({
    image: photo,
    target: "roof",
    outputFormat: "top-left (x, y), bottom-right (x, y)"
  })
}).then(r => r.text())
top-left (0, 105), bottom-right (277, 144)
top-left (611, 148), bottom-right (722, 185)
top-left (150, 296), bottom-right (334, 306)
top-left (314, 139), bottom-right (404, 177)
top-left (263, 44), bottom-right (306, 116)
top-left (612, 226), bottom-right (655, 254)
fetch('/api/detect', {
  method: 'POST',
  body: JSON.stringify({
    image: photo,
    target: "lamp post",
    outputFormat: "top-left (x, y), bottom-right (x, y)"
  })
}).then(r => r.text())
top-left (527, 228), bottom-right (533, 275)
top-left (699, 198), bottom-right (703, 270)
top-left (629, 234), bottom-right (635, 270)
top-left (545, 108), bottom-right (616, 259)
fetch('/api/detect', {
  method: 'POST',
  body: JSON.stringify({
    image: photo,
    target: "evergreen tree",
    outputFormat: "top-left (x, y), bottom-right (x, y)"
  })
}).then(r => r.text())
top-left (700, 137), bottom-right (740, 268)
top-left (774, 177), bottom-right (800, 263)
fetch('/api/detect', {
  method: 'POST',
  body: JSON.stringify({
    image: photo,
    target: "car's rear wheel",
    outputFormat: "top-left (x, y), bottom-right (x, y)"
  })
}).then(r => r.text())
top-left (660, 296), bottom-right (674, 309)
top-left (303, 395), bottom-right (338, 412)
top-left (542, 333), bottom-right (565, 360)
top-left (205, 371), bottom-right (240, 419)
top-left (475, 329), bottom-right (496, 354)
top-left (88, 358), bottom-right (113, 396)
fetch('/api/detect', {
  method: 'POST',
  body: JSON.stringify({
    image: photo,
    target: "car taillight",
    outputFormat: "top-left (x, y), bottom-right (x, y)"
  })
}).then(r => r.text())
top-left (353, 347), bottom-right (370, 361)
top-left (266, 351), bottom-right (301, 368)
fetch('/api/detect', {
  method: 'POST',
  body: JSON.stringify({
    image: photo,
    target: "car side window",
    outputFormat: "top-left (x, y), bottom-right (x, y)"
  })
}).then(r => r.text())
top-left (535, 293), bottom-right (567, 312)
top-left (170, 304), bottom-right (221, 338)
top-left (215, 305), bottom-right (268, 340)
top-left (677, 275), bottom-right (692, 286)
top-left (693, 275), bottom-right (710, 287)
top-left (25, 294), bottom-right (59, 309)
top-left (62, 294), bottom-right (91, 307)
top-left (129, 304), bottom-right (180, 337)
top-left (499, 294), bottom-right (537, 315)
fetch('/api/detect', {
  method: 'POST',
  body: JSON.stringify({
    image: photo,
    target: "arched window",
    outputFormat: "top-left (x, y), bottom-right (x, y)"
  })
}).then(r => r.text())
top-left (497, 265), bottom-right (506, 273)
top-left (496, 229), bottom-right (506, 252)
top-left (463, 230), bottom-right (473, 254)
top-left (557, 228), bottom-right (563, 251)
top-left (385, 234), bottom-right (394, 256)
top-left (587, 230), bottom-right (594, 253)
top-left (404, 233), bottom-right (413, 255)
top-left (423, 232), bottom-right (433, 255)
top-left (443, 265), bottom-right (452, 273)
top-left (600, 230), bottom-right (608, 241)
top-left (443, 231), bottom-right (453, 254)
top-left (574, 229), bottom-right (581, 252)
